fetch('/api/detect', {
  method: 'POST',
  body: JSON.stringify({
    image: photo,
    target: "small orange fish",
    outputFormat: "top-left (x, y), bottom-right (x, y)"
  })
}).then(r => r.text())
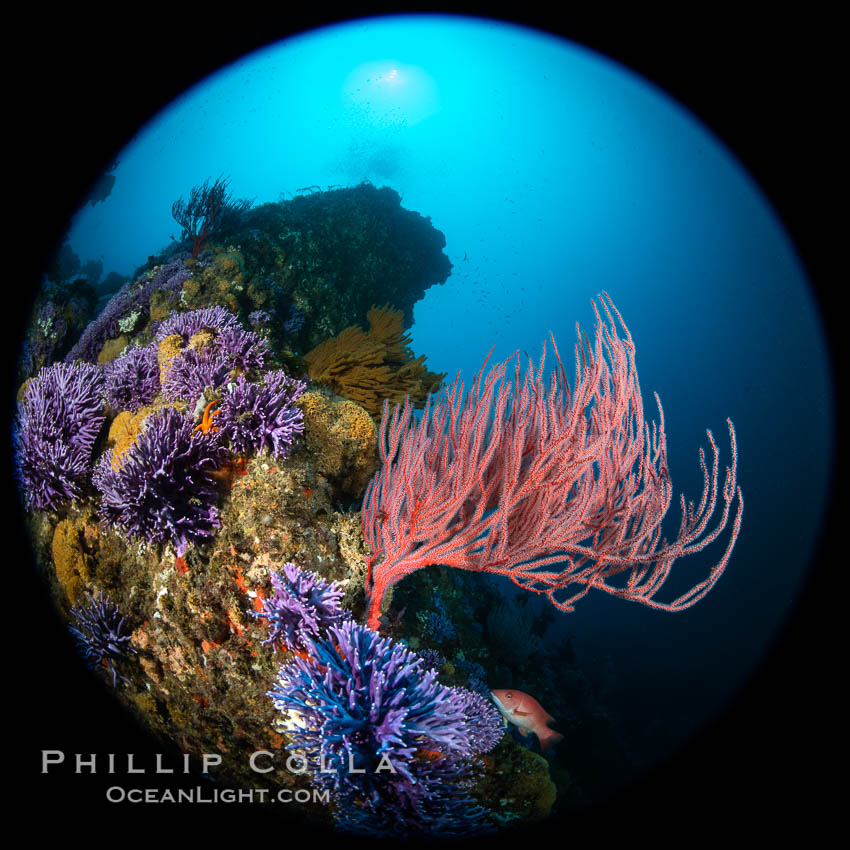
top-left (491, 689), bottom-right (564, 752)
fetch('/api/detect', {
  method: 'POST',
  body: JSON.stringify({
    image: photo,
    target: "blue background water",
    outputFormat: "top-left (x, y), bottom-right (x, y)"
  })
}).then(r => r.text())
top-left (60, 15), bottom-right (834, 776)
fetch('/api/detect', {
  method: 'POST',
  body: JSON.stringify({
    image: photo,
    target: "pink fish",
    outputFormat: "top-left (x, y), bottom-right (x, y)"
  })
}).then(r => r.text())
top-left (491, 689), bottom-right (564, 752)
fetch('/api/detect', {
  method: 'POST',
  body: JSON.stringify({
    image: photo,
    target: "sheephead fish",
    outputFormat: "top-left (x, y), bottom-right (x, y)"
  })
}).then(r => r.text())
top-left (491, 689), bottom-right (564, 752)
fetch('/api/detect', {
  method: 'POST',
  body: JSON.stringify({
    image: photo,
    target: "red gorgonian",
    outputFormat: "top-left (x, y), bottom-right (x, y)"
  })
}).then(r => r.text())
top-left (361, 293), bottom-right (743, 630)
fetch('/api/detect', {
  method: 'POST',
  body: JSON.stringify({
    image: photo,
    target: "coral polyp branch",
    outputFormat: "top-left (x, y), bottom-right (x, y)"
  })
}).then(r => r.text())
top-left (13, 361), bottom-right (105, 510)
top-left (268, 619), bottom-right (500, 836)
top-left (68, 591), bottom-right (136, 687)
top-left (93, 407), bottom-right (225, 555)
top-left (251, 562), bottom-right (348, 651)
top-left (216, 371), bottom-right (305, 459)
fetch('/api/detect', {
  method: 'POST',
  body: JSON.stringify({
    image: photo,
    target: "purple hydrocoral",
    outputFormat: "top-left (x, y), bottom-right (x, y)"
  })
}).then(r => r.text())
top-left (157, 307), bottom-right (270, 403)
top-left (216, 370), bottom-right (305, 459)
top-left (417, 647), bottom-right (447, 672)
top-left (64, 283), bottom-right (131, 362)
top-left (154, 305), bottom-right (241, 343)
top-left (66, 255), bottom-right (192, 363)
top-left (155, 255), bottom-right (194, 293)
top-left (283, 302), bottom-right (305, 336)
top-left (13, 361), bottom-right (106, 509)
top-left (214, 327), bottom-right (269, 372)
top-left (103, 345), bottom-right (160, 412)
top-left (92, 407), bottom-right (224, 555)
top-left (68, 590), bottom-right (136, 687)
top-left (248, 309), bottom-right (271, 330)
top-left (454, 688), bottom-right (505, 754)
top-left (161, 346), bottom-right (234, 402)
top-left (422, 611), bottom-right (457, 643)
top-left (268, 620), bottom-right (496, 836)
top-left (251, 563), bottom-right (348, 651)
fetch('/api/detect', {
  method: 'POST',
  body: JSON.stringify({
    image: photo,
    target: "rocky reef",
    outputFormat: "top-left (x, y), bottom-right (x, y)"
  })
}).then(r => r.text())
top-left (14, 184), bottom-right (620, 837)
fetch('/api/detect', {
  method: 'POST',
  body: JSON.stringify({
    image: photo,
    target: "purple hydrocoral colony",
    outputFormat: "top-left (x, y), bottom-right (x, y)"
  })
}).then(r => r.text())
top-left (157, 307), bottom-right (270, 403)
top-left (217, 371), bottom-right (305, 459)
top-left (13, 361), bottom-right (105, 509)
top-left (103, 345), bottom-right (160, 412)
top-left (214, 327), bottom-right (269, 372)
top-left (282, 302), bottom-right (306, 336)
top-left (68, 590), bottom-right (136, 687)
top-left (251, 563), bottom-right (348, 651)
top-left (269, 620), bottom-right (495, 836)
top-left (66, 255), bottom-right (192, 363)
top-left (248, 309), bottom-right (271, 330)
top-left (417, 647), bottom-right (447, 672)
top-left (454, 688), bottom-right (505, 754)
top-left (155, 305), bottom-right (241, 343)
top-left (93, 407), bottom-right (224, 555)
top-left (161, 346), bottom-right (234, 402)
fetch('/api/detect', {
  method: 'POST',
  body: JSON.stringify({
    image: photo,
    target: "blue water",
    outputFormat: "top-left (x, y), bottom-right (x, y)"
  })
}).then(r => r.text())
top-left (60, 14), bottom-right (833, 791)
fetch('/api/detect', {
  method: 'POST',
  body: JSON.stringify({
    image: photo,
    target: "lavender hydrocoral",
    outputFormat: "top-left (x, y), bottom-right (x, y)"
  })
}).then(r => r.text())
top-left (217, 371), bottom-right (305, 459)
top-left (155, 305), bottom-right (241, 343)
top-left (282, 303), bottom-right (305, 336)
top-left (454, 656), bottom-right (491, 697)
top-left (157, 307), bottom-right (271, 403)
top-left (215, 327), bottom-right (269, 372)
top-left (64, 280), bottom-right (134, 363)
top-left (248, 309), bottom-right (271, 330)
top-left (154, 255), bottom-right (193, 293)
top-left (269, 620), bottom-right (494, 836)
top-left (104, 345), bottom-right (160, 412)
top-left (423, 611), bottom-right (458, 643)
top-left (162, 346), bottom-right (234, 402)
top-left (417, 648), bottom-right (447, 672)
top-left (93, 407), bottom-right (224, 555)
top-left (68, 591), bottom-right (136, 687)
top-left (419, 588), bottom-right (457, 643)
top-left (252, 563), bottom-right (347, 651)
top-left (13, 361), bottom-right (106, 509)
top-left (66, 255), bottom-right (192, 363)
top-left (454, 688), bottom-right (505, 754)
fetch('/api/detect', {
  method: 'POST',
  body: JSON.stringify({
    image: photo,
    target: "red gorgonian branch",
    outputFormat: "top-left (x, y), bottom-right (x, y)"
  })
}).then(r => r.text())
top-left (361, 293), bottom-right (743, 630)
top-left (171, 176), bottom-right (252, 257)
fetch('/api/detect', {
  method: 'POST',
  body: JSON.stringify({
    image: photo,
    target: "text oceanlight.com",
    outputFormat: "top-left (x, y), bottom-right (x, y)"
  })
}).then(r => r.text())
top-left (105, 787), bottom-right (329, 804)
